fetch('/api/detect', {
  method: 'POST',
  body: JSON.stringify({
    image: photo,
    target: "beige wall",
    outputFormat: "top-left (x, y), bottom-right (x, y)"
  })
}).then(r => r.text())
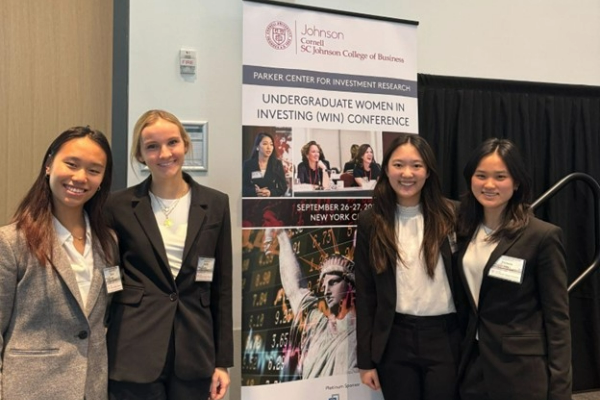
top-left (0, 0), bottom-right (113, 225)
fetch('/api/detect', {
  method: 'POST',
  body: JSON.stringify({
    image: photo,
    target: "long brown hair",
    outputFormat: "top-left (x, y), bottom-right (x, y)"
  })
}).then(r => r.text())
top-left (370, 134), bottom-right (454, 278)
top-left (12, 126), bottom-right (116, 265)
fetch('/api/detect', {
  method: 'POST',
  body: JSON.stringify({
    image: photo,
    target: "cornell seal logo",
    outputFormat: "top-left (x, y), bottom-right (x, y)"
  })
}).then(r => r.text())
top-left (265, 21), bottom-right (292, 50)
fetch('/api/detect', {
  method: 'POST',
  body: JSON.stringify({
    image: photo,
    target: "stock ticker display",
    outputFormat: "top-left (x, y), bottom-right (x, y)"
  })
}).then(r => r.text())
top-left (241, 226), bottom-right (356, 385)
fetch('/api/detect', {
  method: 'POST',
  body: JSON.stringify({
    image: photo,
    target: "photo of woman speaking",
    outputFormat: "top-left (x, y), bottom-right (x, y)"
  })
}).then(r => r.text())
top-left (353, 144), bottom-right (381, 187)
top-left (296, 140), bottom-right (330, 189)
top-left (243, 132), bottom-right (288, 197)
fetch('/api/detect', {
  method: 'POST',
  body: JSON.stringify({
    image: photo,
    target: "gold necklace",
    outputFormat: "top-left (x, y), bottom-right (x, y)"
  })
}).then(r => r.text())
top-left (151, 190), bottom-right (186, 227)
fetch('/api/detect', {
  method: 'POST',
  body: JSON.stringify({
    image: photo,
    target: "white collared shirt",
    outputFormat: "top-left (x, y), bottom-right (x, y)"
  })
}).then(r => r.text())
top-left (53, 214), bottom-right (94, 308)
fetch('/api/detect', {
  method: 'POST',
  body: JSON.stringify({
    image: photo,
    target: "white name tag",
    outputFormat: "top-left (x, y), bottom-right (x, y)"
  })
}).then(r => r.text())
top-left (196, 257), bottom-right (215, 282)
top-left (251, 171), bottom-right (262, 180)
top-left (488, 255), bottom-right (525, 284)
top-left (103, 266), bottom-right (123, 293)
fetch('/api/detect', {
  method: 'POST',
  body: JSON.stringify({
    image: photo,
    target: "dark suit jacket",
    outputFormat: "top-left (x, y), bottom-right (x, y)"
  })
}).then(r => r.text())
top-left (105, 173), bottom-right (233, 382)
top-left (457, 217), bottom-right (571, 400)
top-left (296, 160), bottom-right (330, 185)
top-left (242, 157), bottom-right (287, 197)
top-left (353, 162), bottom-right (382, 182)
top-left (354, 207), bottom-right (464, 370)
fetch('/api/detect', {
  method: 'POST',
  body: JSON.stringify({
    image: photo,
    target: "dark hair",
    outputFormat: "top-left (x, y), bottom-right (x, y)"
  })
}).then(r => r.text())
top-left (12, 126), bottom-right (116, 265)
top-left (301, 140), bottom-right (326, 165)
top-left (250, 132), bottom-right (275, 160)
top-left (457, 138), bottom-right (531, 242)
top-left (356, 144), bottom-right (376, 167)
top-left (249, 132), bottom-right (283, 174)
top-left (370, 133), bottom-right (454, 277)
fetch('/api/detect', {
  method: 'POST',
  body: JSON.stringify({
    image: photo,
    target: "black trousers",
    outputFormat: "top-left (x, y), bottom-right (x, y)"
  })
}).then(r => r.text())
top-left (108, 332), bottom-right (211, 400)
top-left (376, 313), bottom-right (461, 400)
top-left (459, 342), bottom-right (490, 400)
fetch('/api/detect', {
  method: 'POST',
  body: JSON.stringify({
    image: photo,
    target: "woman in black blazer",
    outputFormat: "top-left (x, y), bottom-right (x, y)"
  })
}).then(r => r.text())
top-left (242, 132), bottom-right (287, 197)
top-left (352, 143), bottom-right (382, 187)
top-left (355, 134), bottom-right (463, 400)
top-left (105, 110), bottom-right (233, 400)
top-left (296, 140), bottom-right (331, 188)
top-left (456, 138), bottom-right (571, 400)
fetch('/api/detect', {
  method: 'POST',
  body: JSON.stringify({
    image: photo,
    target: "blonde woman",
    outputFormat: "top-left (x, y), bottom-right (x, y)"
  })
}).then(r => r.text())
top-left (105, 110), bottom-right (233, 400)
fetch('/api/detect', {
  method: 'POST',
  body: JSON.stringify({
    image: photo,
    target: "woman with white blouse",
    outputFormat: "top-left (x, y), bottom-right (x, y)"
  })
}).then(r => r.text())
top-left (355, 133), bottom-right (463, 400)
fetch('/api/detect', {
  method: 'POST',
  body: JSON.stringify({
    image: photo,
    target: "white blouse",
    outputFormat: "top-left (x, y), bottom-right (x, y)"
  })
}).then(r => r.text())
top-left (53, 214), bottom-right (93, 308)
top-left (463, 224), bottom-right (498, 308)
top-left (394, 204), bottom-right (456, 316)
top-left (149, 190), bottom-right (191, 278)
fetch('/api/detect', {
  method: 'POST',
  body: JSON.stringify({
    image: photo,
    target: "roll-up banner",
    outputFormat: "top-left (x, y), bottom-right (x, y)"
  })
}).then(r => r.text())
top-left (242, 1), bottom-right (418, 399)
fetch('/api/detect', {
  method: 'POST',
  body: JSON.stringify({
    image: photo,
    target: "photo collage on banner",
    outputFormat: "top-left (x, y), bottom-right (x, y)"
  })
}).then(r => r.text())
top-left (242, 2), bottom-right (418, 399)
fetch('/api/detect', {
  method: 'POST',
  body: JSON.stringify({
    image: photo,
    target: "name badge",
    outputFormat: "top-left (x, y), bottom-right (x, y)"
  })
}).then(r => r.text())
top-left (251, 171), bottom-right (262, 180)
top-left (488, 256), bottom-right (525, 284)
top-left (196, 257), bottom-right (215, 282)
top-left (103, 266), bottom-right (123, 293)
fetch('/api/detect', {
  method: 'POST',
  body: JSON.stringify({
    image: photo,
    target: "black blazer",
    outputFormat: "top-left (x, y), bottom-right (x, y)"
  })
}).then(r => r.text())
top-left (242, 157), bottom-right (287, 197)
top-left (296, 160), bottom-right (330, 185)
top-left (105, 173), bottom-right (233, 382)
top-left (354, 207), bottom-right (464, 370)
top-left (457, 217), bottom-right (571, 400)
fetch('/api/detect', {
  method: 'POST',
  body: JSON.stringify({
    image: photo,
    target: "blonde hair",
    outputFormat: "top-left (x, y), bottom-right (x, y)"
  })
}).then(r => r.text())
top-left (131, 109), bottom-right (191, 165)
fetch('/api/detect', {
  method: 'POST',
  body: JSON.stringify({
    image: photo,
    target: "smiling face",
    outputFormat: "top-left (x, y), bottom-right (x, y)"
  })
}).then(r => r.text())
top-left (307, 144), bottom-right (321, 164)
top-left (471, 151), bottom-right (517, 218)
top-left (362, 146), bottom-right (374, 164)
top-left (137, 118), bottom-right (188, 181)
top-left (386, 143), bottom-right (429, 206)
top-left (46, 137), bottom-right (107, 215)
top-left (322, 273), bottom-right (349, 315)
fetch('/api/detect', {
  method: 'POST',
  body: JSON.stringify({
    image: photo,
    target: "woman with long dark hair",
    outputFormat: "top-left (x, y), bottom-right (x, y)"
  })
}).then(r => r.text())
top-left (353, 143), bottom-right (381, 187)
top-left (355, 133), bottom-right (462, 400)
top-left (456, 138), bottom-right (571, 400)
top-left (0, 126), bottom-right (116, 400)
top-left (242, 132), bottom-right (287, 197)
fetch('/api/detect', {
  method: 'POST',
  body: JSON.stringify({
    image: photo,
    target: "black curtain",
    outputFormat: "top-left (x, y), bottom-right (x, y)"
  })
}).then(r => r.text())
top-left (418, 74), bottom-right (600, 392)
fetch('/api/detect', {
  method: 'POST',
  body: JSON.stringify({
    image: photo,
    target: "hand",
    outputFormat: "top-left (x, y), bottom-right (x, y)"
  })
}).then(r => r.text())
top-left (360, 368), bottom-right (381, 391)
top-left (317, 160), bottom-right (327, 170)
top-left (255, 185), bottom-right (271, 197)
top-left (210, 368), bottom-right (230, 400)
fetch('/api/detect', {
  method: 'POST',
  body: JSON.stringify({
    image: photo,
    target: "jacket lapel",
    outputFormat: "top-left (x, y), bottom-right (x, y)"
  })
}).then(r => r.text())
top-left (479, 232), bottom-right (522, 299)
top-left (49, 240), bottom-right (85, 312)
top-left (441, 237), bottom-right (453, 290)
top-left (84, 239), bottom-right (108, 316)
top-left (181, 178), bottom-right (207, 266)
top-left (131, 178), bottom-right (171, 275)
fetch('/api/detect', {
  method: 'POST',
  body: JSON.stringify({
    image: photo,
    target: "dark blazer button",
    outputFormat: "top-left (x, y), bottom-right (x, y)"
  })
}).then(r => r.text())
top-left (77, 330), bottom-right (88, 339)
top-left (169, 292), bottom-right (178, 301)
